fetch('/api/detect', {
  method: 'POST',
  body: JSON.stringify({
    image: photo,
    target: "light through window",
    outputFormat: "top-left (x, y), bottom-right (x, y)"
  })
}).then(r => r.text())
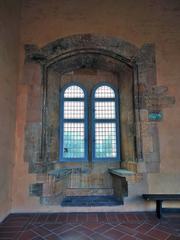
top-left (61, 84), bottom-right (87, 161)
top-left (60, 83), bottom-right (120, 162)
top-left (92, 84), bottom-right (119, 160)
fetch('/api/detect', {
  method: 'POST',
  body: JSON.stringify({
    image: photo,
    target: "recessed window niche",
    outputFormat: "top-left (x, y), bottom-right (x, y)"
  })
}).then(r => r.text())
top-left (23, 34), bottom-right (170, 205)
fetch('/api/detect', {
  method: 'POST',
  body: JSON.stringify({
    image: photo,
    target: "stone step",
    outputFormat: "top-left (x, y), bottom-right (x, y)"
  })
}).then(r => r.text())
top-left (61, 195), bottom-right (123, 206)
top-left (65, 188), bottom-right (113, 196)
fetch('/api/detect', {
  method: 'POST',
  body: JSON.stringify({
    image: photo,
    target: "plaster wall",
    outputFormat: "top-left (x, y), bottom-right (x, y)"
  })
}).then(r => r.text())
top-left (12, 0), bottom-right (180, 212)
top-left (0, 0), bottom-right (20, 220)
top-left (19, 0), bottom-right (180, 172)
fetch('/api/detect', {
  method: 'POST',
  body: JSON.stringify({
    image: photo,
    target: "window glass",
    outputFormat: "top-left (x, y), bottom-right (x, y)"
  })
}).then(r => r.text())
top-left (64, 85), bottom-right (84, 98)
top-left (61, 84), bottom-right (87, 161)
top-left (64, 101), bottom-right (84, 119)
top-left (95, 85), bottom-right (115, 98)
top-left (95, 123), bottom-right (117, 158)
top-left (60, 83), bottom-right (120, 162)
top-left (95, 101), bottom-right (115, 119)
top-left (63, 123), bottom-right (85, 158)
top-left (93, 84), bottom-right (119, 160)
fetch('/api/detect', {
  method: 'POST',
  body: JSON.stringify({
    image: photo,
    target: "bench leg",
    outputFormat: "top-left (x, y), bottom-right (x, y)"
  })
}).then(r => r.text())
top-left (156, 200), bottom-right (163, 219)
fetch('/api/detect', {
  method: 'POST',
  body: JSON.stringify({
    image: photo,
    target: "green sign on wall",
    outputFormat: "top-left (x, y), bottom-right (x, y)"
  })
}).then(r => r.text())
top-left (148, 111), bottom-right (163, 121)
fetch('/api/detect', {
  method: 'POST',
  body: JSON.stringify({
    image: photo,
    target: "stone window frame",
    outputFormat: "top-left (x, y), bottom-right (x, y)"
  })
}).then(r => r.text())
top-left (24, 33), bottom-right (173, 175)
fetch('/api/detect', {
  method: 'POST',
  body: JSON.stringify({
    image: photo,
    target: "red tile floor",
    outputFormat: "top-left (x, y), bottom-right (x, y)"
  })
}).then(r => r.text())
top-left (0, 212), bottom-right (179, 240)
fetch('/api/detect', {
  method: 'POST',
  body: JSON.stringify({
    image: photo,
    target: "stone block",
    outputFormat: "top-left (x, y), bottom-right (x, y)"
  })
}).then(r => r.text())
top-left (159, 96), bottom-right (175, 108)
top-left (142, 136), bottom-right (153, 154)
top-left (29, 183), bottom-right (43, 197)
top-left (145, 161), bottom-right (160, 173)
top-left (141, 122), bottom-right (150, 137)
top-left (140, 109), bottom-right (148, 121)
top-left (137, 162), bottom-right (147, 173)
top-left (24, 122), bottom-right (42, 172)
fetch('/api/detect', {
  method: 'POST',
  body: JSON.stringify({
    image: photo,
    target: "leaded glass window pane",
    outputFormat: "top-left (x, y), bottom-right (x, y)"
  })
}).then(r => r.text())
top-left (61, 84), bottom-right (87, 161)
top-left (93, 84), bottom-right (119, 160)
top-left (64, 101), bottom-right (84, 119)
top-left (64, 85), bottom-right (84, 98)
top-left (95, 123), bottom-right (117, 158)
top-left (95, 85), bottom-right (115, 98)
top-left (63, 123), bottom-right (85, 158)
top-left (95, 101), bottom-right (115, 119)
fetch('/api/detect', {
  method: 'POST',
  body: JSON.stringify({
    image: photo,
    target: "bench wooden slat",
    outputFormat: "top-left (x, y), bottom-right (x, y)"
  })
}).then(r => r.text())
top-left (142, 194), bottom-right (180, 219)
top-left (143, 194), bottom-right (180, 201)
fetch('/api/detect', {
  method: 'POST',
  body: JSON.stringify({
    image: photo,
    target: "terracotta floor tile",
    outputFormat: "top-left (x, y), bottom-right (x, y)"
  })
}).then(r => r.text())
top-left (167, 236), bottom-right (180, 240)
top-left (43, 223), bottom-right (63, 230)
top-left (94, 223), bottom-right (113, 233)
top-left (1, 220), bottom-right (27, 227)
top-left (135, 213), bottom-right (147, 222)
top-left (78, 235), bottom-right (92, 240)
top-left (18, 230), bottom-right (38, 240)
top-left (83, 223), bottom-right (102, 230)
top-left (103, 228), bottom-right (125, 240)
top-left (0, 226), bottom-right (23, 232)
top-left (116, 214), bottom-right (128, 222)
top-left (32, 237), bottom-right (44, 240)
top-left (46, 233), bottom-right (62, 240)
top-left (59, 229), bottom-right (84, 239)
top-left (73, 225), bottom-right (94, 235)
top-left (33, 226), bottom-right (51, 236)
top-left (56, 214), bottom-right (68, 222)
top-left (46, 214), bottom-right (58, 222)
top-left (67, 213), bottom-right (78, 223)
top-left (136, 223), bottom-right (154, 234)
top-left (53, 223), bottom-right (74, 234)
top-left (122, 222), bottom-right (141, 229)
top-left (90, 232), bottom-right (110, 240)
top-left (125, 214), bottom-right (138, 222)
top-left (106, 213), bottom-right (118, 222)
top-left (0, 231), bottom-right (19, 239)
top-left (135, 232), bottom-right (157, 240)
top-left (35, 214), bottom-right (49, 223)
top-left (87, 214), bottom-right (98, 223)
top-left (121, 235), bottom-right (137, 240)
top-left (75, 214), bottom-right (86, 224)
top-left (97, 213), bottom-right (108, 222)
top-left (114, 224), bottom-right (137, 236)
top-left (146, 228), bottom-right (170, 240)
top-left (0, 212), bottom-right (179, 240)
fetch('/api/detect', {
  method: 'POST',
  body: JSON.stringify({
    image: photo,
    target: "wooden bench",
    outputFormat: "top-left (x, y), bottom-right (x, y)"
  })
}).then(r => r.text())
top-left (142, 194), bottom-right (180, 219)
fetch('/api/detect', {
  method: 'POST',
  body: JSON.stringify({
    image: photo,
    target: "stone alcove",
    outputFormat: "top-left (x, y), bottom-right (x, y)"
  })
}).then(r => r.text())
top-left (24, 34), bottom-right (174, 205)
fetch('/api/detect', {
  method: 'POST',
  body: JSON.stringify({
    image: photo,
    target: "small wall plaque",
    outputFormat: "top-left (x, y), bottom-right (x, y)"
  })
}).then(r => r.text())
top-left (148, 111), bottom-right (163, 121)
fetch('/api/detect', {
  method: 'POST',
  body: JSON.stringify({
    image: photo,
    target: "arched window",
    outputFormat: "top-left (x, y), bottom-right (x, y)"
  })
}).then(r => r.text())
top-left (60, 84), bottom-right (88, 161)
top-left (92, 84), bottom-right (120, 161)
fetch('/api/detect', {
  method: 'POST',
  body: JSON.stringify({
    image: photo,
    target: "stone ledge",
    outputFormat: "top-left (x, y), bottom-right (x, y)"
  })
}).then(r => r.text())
top-left (48, 168), bottom-right (72, 180)
top-left (108, 168), bottom-right (142, 183)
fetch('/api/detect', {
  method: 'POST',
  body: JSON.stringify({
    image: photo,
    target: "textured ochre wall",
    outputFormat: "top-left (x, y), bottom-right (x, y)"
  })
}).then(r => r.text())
top-left (0, 0), bottom-right (20, 221)
top-left (12, 0), bottom-right (180, 212)
top-left (19, 0), bottom-right (180, 172)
